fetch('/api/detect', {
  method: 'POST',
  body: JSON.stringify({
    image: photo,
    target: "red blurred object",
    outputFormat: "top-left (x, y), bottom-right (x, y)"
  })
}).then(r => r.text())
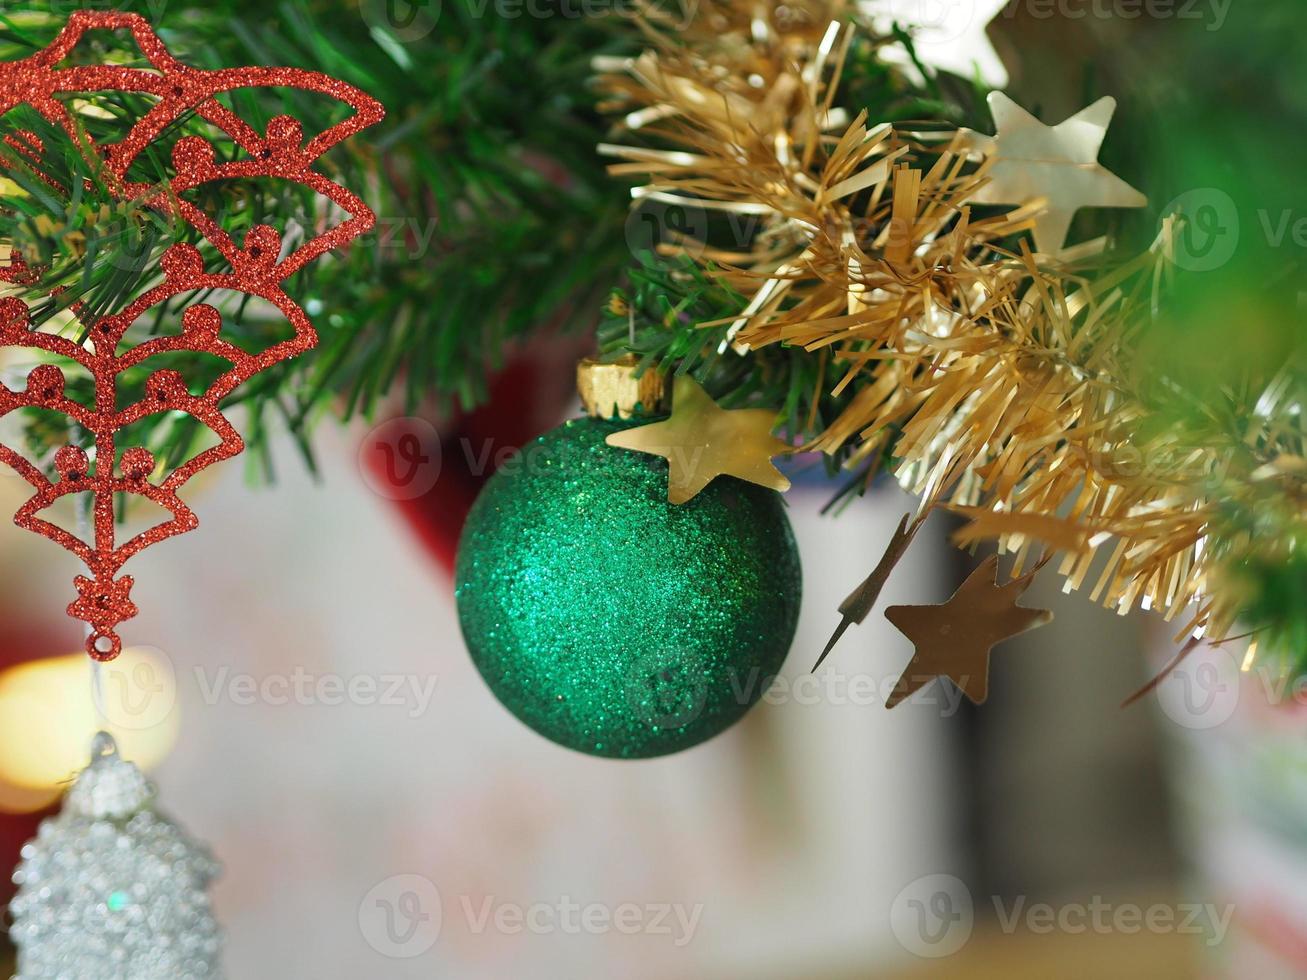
top-left (362, 352), bottom-right (581, 575)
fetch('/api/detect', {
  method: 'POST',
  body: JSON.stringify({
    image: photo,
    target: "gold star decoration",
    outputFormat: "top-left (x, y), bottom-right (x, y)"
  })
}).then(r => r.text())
top-left (960, 92), bottom-right (1147, 256)
top-left (884, 556), bottom-right (1052, 709)
top-left (606, 376), bottom-right (791, 504)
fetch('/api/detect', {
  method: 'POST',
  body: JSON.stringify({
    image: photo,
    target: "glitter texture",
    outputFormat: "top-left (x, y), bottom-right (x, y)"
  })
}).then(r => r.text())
top-left (455, 416), bottom-right (802, 759)
top-left (9, 735), bottom-right (222, 979)
top-left (0, 12), bottom-right (384, 659)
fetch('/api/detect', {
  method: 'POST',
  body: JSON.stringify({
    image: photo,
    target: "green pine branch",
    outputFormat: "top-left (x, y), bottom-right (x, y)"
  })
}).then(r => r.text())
top-left (0, 0), bottom-right (636, 476)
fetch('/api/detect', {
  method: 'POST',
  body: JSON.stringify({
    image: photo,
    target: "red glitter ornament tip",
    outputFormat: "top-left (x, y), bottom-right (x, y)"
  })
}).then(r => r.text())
top-left (0, 12), bottom-right (384, 658)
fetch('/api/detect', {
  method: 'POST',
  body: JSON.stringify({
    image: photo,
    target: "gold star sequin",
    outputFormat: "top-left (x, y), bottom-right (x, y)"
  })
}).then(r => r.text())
top-left (885, 556), bottom-right (1052, 709)
top-left (606, 376), bottom-right (791, 504)
top-left (961, 92), bottom-right (1147, 256)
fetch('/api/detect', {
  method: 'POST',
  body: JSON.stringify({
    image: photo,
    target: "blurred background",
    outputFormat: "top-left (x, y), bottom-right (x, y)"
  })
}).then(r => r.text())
top-left (0, 390), bottom-right (1193, 980)
top-left (1, 0), bottom-right (1304, 977)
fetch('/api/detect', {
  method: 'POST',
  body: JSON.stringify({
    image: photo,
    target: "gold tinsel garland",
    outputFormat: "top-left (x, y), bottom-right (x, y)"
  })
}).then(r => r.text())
top-left (596, 0), bottom-right (1306, 654)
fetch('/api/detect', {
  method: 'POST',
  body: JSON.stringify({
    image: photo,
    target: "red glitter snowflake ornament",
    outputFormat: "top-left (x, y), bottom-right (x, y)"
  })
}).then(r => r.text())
top-left (0, 13), bottom-right (384, 660)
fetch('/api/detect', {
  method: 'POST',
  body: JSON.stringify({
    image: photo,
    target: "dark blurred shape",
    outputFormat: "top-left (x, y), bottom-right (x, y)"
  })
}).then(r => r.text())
top-left (361, 334), bottom-right (589, 574)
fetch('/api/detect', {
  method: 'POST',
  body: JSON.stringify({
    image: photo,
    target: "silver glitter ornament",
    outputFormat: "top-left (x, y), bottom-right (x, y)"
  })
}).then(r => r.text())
top-left (9, 733), bottom-right (222, 979)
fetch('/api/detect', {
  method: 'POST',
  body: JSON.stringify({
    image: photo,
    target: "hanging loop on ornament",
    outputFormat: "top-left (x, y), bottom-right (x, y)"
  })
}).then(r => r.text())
top-left (90, 729), bottom-right (118, 762)
top-left (576, 355), bottom-right (667, 419)
top-left (88, 630), bottom-right (122, 662)
top-left (67, 729), bottom-right (156, 819)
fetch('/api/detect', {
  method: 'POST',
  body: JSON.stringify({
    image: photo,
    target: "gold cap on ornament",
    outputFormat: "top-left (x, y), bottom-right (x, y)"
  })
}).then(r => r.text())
top-left (576, 355), bottom-right (667, 419)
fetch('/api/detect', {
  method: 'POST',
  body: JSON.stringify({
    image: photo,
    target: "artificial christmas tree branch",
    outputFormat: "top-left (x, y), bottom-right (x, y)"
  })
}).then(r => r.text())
top-left (0, 0), bottom-right (635, 474)
top-left (592, 0), bottom-right (1307, 666)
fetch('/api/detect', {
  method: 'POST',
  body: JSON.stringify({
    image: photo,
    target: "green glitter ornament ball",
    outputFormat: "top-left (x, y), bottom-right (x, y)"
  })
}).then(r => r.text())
top-left (455, 415), bottom-right (802, 759)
